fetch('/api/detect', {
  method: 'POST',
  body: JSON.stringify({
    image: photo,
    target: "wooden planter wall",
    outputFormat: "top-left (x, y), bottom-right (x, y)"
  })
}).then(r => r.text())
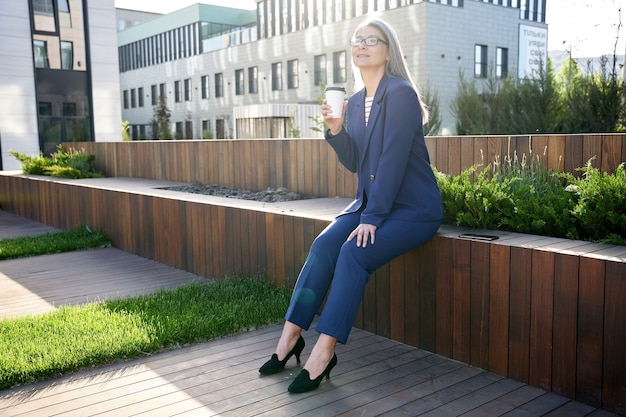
top-left (74, 134), bottom-right (626, 199)
top-left (0, 173), bottom-right (624, 415)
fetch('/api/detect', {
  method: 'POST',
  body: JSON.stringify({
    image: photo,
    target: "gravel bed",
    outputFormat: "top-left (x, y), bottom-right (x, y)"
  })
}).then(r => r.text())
top-left (161, 182), bottom-right (307, 202)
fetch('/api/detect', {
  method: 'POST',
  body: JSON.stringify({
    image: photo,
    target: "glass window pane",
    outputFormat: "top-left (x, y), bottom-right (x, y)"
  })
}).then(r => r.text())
top-left (58, 0), bottom-right (70, 13)
top-left (61, 41), bottom-right (73, 70)
top-left (34, 40), bottom-right (49, 68)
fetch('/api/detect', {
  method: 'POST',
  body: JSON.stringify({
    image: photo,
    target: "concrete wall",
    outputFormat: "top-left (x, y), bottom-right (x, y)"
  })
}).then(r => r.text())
top-left (0, 1), bottom-right (40, 170)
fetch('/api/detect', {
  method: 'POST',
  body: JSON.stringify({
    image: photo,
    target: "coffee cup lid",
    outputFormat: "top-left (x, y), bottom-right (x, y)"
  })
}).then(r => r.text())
top-left (325, 86), bottom-right (346, 93)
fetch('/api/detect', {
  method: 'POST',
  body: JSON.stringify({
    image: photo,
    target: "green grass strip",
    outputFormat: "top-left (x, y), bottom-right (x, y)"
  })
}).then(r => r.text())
top-left (0, 277), bottom-right (291, 390)
top-left (0, 226), bottom-right (110, 260)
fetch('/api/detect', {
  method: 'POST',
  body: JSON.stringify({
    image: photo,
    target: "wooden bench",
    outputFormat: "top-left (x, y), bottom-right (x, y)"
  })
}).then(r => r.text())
top-left (1, 172), bottom-right (624, 415)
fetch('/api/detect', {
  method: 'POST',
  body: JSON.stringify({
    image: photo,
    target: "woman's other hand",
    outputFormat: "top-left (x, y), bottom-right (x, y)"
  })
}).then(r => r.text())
top-left (348, 223), bottom-right (377, 248)
top-left (321, 100), bottom-right (346, 136)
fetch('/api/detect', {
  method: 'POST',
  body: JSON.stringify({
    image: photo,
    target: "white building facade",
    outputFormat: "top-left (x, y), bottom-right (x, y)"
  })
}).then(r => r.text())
top-left (119, 0), bottom-right (547, 140)
top-left (0, 0), bottom-right (122, 171)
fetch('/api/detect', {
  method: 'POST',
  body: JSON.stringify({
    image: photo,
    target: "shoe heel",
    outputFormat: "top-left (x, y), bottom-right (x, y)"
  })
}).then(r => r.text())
top-left (293, 336), bottom-right (305, 364)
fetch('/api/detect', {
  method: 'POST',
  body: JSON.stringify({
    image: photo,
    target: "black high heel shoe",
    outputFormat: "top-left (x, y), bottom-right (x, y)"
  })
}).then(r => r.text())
top-left (287, 353), bottom-right (337, 393)
top-left (259, 335), bottom-right (305, 375)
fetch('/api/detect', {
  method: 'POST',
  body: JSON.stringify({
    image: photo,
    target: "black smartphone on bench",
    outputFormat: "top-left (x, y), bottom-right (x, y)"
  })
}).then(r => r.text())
top-left (458, 233), bottom-right (499, 241)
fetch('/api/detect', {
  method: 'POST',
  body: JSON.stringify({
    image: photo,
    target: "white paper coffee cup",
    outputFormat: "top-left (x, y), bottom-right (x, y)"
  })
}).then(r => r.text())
top-left (325, 86), bottom-right (346, 118)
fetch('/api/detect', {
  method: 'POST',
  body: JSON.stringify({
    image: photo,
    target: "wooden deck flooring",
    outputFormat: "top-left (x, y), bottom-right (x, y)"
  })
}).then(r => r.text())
top-left (0, 205), bottom-right (620, 416)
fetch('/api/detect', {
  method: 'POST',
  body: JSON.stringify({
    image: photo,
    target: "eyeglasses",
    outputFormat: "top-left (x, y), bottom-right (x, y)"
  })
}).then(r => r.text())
top-left (349, 37), bottom-right (388, 47)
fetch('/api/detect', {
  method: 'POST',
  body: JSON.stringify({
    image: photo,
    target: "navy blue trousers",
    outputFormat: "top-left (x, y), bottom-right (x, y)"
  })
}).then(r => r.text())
top-left (285, 211), bottom-right (441, 344)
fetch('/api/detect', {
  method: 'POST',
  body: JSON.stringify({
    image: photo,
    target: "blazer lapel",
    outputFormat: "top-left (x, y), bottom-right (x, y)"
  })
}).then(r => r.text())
top-left (359, 75), bottom-right (391, 165)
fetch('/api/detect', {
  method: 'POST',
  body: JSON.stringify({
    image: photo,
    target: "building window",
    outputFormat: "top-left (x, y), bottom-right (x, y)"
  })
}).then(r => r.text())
top-left (131, 88), bottom-right (137, 108)
top-left (184, 78), bottom-right (191, 101)
top-left (151, 84), bottom-right (158, 106)
top-left (496, 47), bottom-right (508, 78)
top-left (215, 73), bottom-right (224, 97)
top-left (314, 54), bottom-right (326, 86)
top-left (287, 59), bottom-right (299, 89)
top-left (138, 87), bottom-right (144, 107)
top-left (175, 80), bottom-right (182, 102)
top-left (63, 102), bottom-right (76, 116)
top-left (272, 62), bottom-right (282, 90)
top-left (58, 0), bottom-right (70, 13)
top-left (475, 44), bottom-right (488, 78)
top-left (123, 90), bottom-right (129, 109)
top-left (39, 102), bottom-right (52, 116)
top-left (333, 51), bottom-right (346, 84)
top-left (33, 40), bottom-right (49, 68)
top-left (235, 69), bottom-right (245, 95)
top-left (201, 75), bottom-right (209, 99)
top-left (60, 41), bottom-right (73, 70)
top-left (33, 0), bottom-right (54, 15)
top-left (248, 66), bottom-right (258, 94)
top-left (175, 122), bottom-right (183, 139)
top-left (159, 83), bottom-right (166, 100)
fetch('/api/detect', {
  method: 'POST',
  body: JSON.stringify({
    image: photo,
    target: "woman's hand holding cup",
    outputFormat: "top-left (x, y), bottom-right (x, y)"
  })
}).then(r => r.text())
top-left (323, 86), bottom-right (346, 136)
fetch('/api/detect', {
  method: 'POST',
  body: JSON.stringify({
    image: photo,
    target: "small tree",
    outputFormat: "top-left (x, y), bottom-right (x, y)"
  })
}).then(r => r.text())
top-left (121, 120), bottom-right (131, 141)
top-left (150, 95), bottom-right (173, 140)
top-left (451, 70), bottom-right (490, 135)
top-left (309, 83), bottom-right (326, 134)
top-left (422, 83), bottom-right (442, 136)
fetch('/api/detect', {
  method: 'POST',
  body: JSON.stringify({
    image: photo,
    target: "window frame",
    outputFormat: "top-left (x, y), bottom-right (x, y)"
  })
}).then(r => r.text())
top-left (271, 62), bottom-right (283, 91)
top-left (248, 66), bottom-right (258, 94)
top-left (235, 69), bottom-right (245, 95)
top-left (474, 44), bottom-right (488, 78)
top-left (332, 51), bottom-right (346, 84)
top-left (496, 47), bottom-right (508, 79)
top-left (287, 59), bottom-right (299, 89)
top-left (314, 54), bottom-right (327, 86)
top-left (215, 73), bottom-right (224, 97)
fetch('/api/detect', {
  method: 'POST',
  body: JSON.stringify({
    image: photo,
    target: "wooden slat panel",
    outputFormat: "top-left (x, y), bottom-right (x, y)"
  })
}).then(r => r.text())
top-left (564, 134), bottom-right (584, 176)
top-left (448, 136), bottom-right (462, 176)
top-left (282, 215), bottom-right (295, 283)
top-left (552, 253), bottom-right (579, 399)
top-left (508, 246), bottom-right (532, 384)
top-left (403, 247), bottom-right (420, 347)
top-left (544, 134), bottom-right (565, 172)
top-left (470, 240), bottom-right (490, 369)
top-left (601, 134), bottom-right (623, 173)
top-left (529, 249), bottom-right (554, 391)
top-left (603, 262), bottom-right (626, 413)
top-left (452, 238), bottom-right (471, 364)
top-left (583, 134), bottom-right (603, 171)
top-left (274, 213), bottom-right (286, 284)
top-left (435, 236), bottom-right (453, 357)
top-left (459, 136), bottom-right (475, 174)
top-left (264, 212), bottom-right (277, 284)
top-left (419, 239), bottom-right (437, 353)
top-left (488, 243), bottom-right (510, 376)
top-left (577, 256), bottom-right (605, 408)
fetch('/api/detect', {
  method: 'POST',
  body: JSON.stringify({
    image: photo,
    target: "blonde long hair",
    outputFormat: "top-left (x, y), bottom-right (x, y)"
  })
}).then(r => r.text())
top-left (351, 18), bottom-right (429, 125)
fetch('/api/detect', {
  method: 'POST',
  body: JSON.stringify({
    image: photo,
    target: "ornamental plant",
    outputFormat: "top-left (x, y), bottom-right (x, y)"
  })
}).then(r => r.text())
top-left (10, 145), bottom-right (103, 179)
top-left (435, 159), bottom-right (625, 246)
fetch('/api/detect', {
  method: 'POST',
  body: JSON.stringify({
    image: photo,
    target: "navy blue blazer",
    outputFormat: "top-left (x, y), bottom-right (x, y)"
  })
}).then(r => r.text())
top-left (326, 74), bottom-right (443, 228)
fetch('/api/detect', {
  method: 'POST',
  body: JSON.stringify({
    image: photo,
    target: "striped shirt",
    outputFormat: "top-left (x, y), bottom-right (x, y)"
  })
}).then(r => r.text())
top-left (364, 96), bottom-right (374, 126)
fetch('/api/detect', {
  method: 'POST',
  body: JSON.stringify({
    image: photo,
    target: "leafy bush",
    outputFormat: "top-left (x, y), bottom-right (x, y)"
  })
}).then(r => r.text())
top-left (436, 159), bottom-right (625, 246)
top-left (565, 162), bottom-right (626, 245)
top-left (10, 145), bottom-right (103, 179)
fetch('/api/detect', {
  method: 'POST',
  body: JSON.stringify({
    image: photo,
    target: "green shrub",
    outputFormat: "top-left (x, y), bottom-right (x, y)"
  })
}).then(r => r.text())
top-left (565, 162), bottom-right (626, 245)
top-left (10, 145), bottom-right (103, 179)
top-left (436, 159), bottom-right (624, 246)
